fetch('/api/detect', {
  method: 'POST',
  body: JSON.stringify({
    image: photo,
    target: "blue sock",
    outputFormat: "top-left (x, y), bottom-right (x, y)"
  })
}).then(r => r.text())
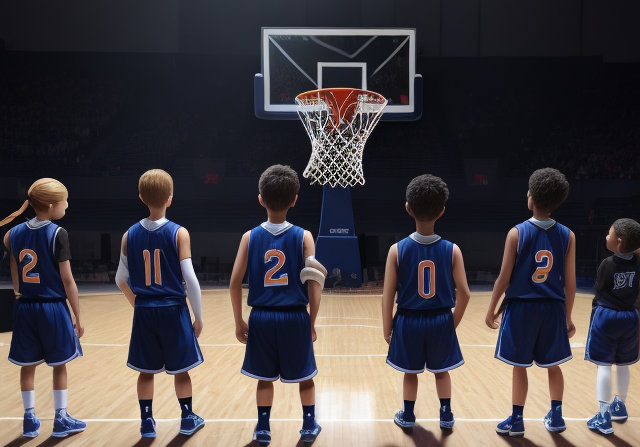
top-left (551, 400), bottom-right (562, 412)
top-left (439, 398), bottom-right (451, 412)
top-left (257, 406), bottom-right (271, 431)
top-left (139, 399), bottom-right (153, 420)
top-left (302, 405), bottom-right (315, 430)
top-left (178, 397), bottom-right (192, 418)
top-left (403, 400), bottom-right (416, 421)
top-left (512, 405), bottom-right (524, 419)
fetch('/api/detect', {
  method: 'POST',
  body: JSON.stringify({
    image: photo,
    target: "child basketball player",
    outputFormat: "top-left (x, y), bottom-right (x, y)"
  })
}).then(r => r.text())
top-left (0, 178), bottom-right (86, 438)
top-left (486, 167), bottom-right (576, 437)
top-left (229, 165), bottom-right (326, 446)
top-left (115, 169), bottom-right (205, 438)
top-left (382, 174), bottom-right (471, 431)
top-left (585, 218), bottom-right (640, 435)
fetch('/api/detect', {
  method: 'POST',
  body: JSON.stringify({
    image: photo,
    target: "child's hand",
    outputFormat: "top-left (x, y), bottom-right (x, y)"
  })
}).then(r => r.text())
top-left (74, 321), bottom-right (84, 338)
top-left (384, 332), bottom-right (392, 344)
top-left (485, 312), bottom-right (499, 329)
top-left (192, 318), bottom-right (203, 338)
top-left (236, 320), bottom-right (248, 344)
top-left (566, 320), bottom-right (576, 338)
top-left (311, 326), bottom-right (317, 342)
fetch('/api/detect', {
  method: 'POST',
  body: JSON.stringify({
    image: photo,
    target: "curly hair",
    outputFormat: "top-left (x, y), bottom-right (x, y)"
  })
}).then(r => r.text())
top-left (259, 164), bottom-right (300, 211)
top-left (612, 218), bottom-right (640, 253)
top-left (405, 174), bottom-right (449, 221)
top-left (528, 168), bottom-right (569, 212)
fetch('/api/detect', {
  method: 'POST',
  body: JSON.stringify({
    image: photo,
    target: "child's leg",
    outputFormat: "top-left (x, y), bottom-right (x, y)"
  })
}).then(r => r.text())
top-left (547, 366), bottom-right (564, 402)
top-left (513, 366), bottom-right (528, 406)
top-left (299, 379), bottom-right (316, 430)
top-left (138, 372), bottom-right (154, 420)
top-left (20, 366), bottom-right (37, 409)
top-left (174, 372), bottom-right (195, 417)
top-left (52, 365), bottom-right (68, 412)
top-left (434, 371), bottom-right (451, 399)
top-left (616, 365), bottom-right (630, 401)
top-left (401, 373), bottom-right (418, 422)
top-left (256, 380), bottom-right (274, 432)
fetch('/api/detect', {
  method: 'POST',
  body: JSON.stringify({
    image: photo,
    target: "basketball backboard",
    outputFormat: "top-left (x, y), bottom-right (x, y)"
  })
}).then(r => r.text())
top-left (255, 28), bottom-right (422, 121)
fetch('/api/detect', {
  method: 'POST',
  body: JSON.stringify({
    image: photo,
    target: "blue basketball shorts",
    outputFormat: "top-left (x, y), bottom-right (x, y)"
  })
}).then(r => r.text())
top-left (127, 303), bottom-right (203, 374)
top-left (585, 306), bottom-right (639, 366)
top-left (9, 299), bottom-right (83, 366)
top-left (495, 298), bottom-right (572, 367)
top-left (241, 307), bottom-right (317, 383)
top-left (387, 308), bottom-right (464, 374)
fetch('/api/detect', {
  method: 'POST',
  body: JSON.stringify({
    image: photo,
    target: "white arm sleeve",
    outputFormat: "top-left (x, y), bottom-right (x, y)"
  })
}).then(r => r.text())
top-left (115, 254), bottom-right (129, 285)
top-left (180, 258), bottom-right (202, 320)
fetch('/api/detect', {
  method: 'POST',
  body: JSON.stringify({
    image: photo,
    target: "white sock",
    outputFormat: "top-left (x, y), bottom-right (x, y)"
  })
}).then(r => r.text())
top-left (599, 401), bottom-right (610, 416)
top-left (53, 389), bottom-right (68, 412)
top-left (596, 365), bottom-right (612, 403)
top-left (616, 365), bottom-right (630, 402)
top-left (21, 390), bottom-right (35, 412)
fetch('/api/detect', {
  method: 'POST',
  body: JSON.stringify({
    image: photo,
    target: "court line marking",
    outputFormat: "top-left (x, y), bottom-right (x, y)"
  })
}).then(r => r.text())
top-left (0, 416), bottom-right (637, 423)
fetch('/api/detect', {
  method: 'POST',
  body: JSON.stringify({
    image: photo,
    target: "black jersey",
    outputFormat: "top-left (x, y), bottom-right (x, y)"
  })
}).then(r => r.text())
top-left (593, 254), bottom-right (640, 311)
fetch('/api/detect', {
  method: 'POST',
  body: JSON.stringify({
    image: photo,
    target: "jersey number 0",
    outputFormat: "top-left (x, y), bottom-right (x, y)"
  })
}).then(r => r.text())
top-left (418, 260), bottom-right (436, 299)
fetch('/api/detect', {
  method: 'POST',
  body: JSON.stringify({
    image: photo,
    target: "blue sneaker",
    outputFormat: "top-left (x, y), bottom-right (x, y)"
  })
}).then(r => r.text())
top-left (611, 396), bottom-right (628, 422)
top-left (253, 426), bottom-right (271, 446)
top-left (299, 420), bottom-right (322, 443)
top-left (23, 411), bottom-right (40, 438)
top-left (393, 410), bottom-right (416, 429)
top-left (140, 417), bottom-right (156, 438)
top-left (543, 406), bottom-right (566, 433)
top-left (587, 411), bottom-right (613, 435)
top-left (179, 412), bottom-right (205, 435)
top-left (52, 410), bottom-right (86, 437)
top-left (496, 415), bottom-right (524, 437)
top-left (439, 406), bottom-right (455, 430)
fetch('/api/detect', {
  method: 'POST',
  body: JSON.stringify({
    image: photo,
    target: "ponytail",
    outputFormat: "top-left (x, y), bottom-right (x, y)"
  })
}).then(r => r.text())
top-left (0, 178), bottom-right (68, 228)
top-left (0, 200), bottom-right (29, 227)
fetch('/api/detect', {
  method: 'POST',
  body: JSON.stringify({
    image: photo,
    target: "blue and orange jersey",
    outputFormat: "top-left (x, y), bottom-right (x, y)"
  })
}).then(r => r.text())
top-left (505, 219), bottom-right (571, 301)
top-left (127, 218), bottom-right (186, 304)
top-left (9, 219), bottom-right (66, 299)
top-left (396, 233), bottom-right (456, 310)
top-left (247, 222), bottom-right (308, 308)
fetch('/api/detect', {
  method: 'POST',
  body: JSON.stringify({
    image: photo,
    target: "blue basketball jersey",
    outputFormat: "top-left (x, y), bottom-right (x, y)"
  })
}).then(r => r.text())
top-left (127, 219), bottom-right (186, 303)
top-left (247, 223), bottom-right (308, 308)
top-left (396, 233), bottom-right (456, 310)
top-left (10, 219), bottom-right (66, 299)
top-left (505, 219), bottom-right (570, 301)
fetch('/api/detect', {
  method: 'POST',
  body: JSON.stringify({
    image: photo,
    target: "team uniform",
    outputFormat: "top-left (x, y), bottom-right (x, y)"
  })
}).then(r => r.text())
top-left (495, 218), bottom-right (572, 367)
top-left (241, 221), bottom-right (317, 383)
top-left (387, 233), bottom-right (464, 373)
top-left (8, 218), bottom-right (82, 367)
top-left (585, 253), bottom-right (640, 366)
top-left (126, 218), bottom-right (203, 374)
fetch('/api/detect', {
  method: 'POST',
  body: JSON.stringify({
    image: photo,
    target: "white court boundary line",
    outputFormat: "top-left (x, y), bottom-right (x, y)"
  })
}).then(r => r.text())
top-left (0, 416), bottom-right (637, 423)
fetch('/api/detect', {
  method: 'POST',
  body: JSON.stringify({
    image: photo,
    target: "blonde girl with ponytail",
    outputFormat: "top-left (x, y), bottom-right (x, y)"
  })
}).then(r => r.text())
top-left (1, 178), bottom-right (86, 438)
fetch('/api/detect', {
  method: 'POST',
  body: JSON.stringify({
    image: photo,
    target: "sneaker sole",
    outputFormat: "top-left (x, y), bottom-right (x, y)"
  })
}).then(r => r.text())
top-left (496, 428), bottom-right (524, 437)
top-left (23, 431), bottom-right (39, 438)
top-left (52, 428), bottom-right (86, 438)
top-left (141, 432), bottom-right (157, 438)
top-left (179, 422), bottom-right (205, 436)
top-left (394, 419), bottom-right (415, 429)
top-left (544, 422), bottom-right (566, 433)
top-left (611, 415), bottom-right (628, 422)
top-left (300, 425), bottom-right (322, 443)
top-left (440, 420), bottom-right (454, 430)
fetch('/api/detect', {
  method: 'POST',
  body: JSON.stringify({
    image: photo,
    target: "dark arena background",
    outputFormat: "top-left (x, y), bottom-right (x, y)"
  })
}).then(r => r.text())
top-left (0, 1), bottom-right (639, 446)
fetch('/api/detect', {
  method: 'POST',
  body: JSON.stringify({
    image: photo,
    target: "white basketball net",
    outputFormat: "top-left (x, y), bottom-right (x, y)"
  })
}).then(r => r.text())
top-left (295, 89), bottom-right (387, 188)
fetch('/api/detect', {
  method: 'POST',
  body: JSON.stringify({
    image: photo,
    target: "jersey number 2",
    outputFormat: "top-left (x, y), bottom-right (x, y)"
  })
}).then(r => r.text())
top-left (418, 260), bottom-right (436, 299)
top-left (532, 250), bottom-right (553, 283)
top-left (19, 249), bottom-right (40, 284)
top-left (143, 249), bottom-right (162, 286)
top-left (264, 249), bottom-right (288, 286)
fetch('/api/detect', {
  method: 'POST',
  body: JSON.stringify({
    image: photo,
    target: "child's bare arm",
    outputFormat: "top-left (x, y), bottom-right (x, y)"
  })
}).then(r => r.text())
top-left (452, 244), bottom-right (471, 329)
top-left (59, 260), bottom-right (83, 337)
top-left (564, 231), bottom-right (577, 337)
top-left (177, 227), bottom-right (203, 337)
top-left (115, 233), bottom-right (136, 307)
top-left (381, 244), bottom-right (398, 344)
top-left (486, 227), bottom-right (518, 329)
top-left (303, 231), bottom-right (322, 342)
top-left (4, 231), bottom-right (19, 295)
top-left (230, 231), bottom-right (250, 343)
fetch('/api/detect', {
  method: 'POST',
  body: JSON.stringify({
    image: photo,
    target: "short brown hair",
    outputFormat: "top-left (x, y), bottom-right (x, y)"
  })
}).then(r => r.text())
top-left (258, 165), bottom-right (300, 211)
top-left (528, 168), bottom-right (569, 212)
top-left (138, 169), bottom-right (173, 208)
top-left (406, 174), bottom-right (449, 220)
top-left (612, 218), bottom-right (640, 253)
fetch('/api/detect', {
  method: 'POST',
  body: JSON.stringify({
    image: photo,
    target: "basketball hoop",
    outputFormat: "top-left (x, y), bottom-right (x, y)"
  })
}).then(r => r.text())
top-left (295, 88), bottom-right (387, 188)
